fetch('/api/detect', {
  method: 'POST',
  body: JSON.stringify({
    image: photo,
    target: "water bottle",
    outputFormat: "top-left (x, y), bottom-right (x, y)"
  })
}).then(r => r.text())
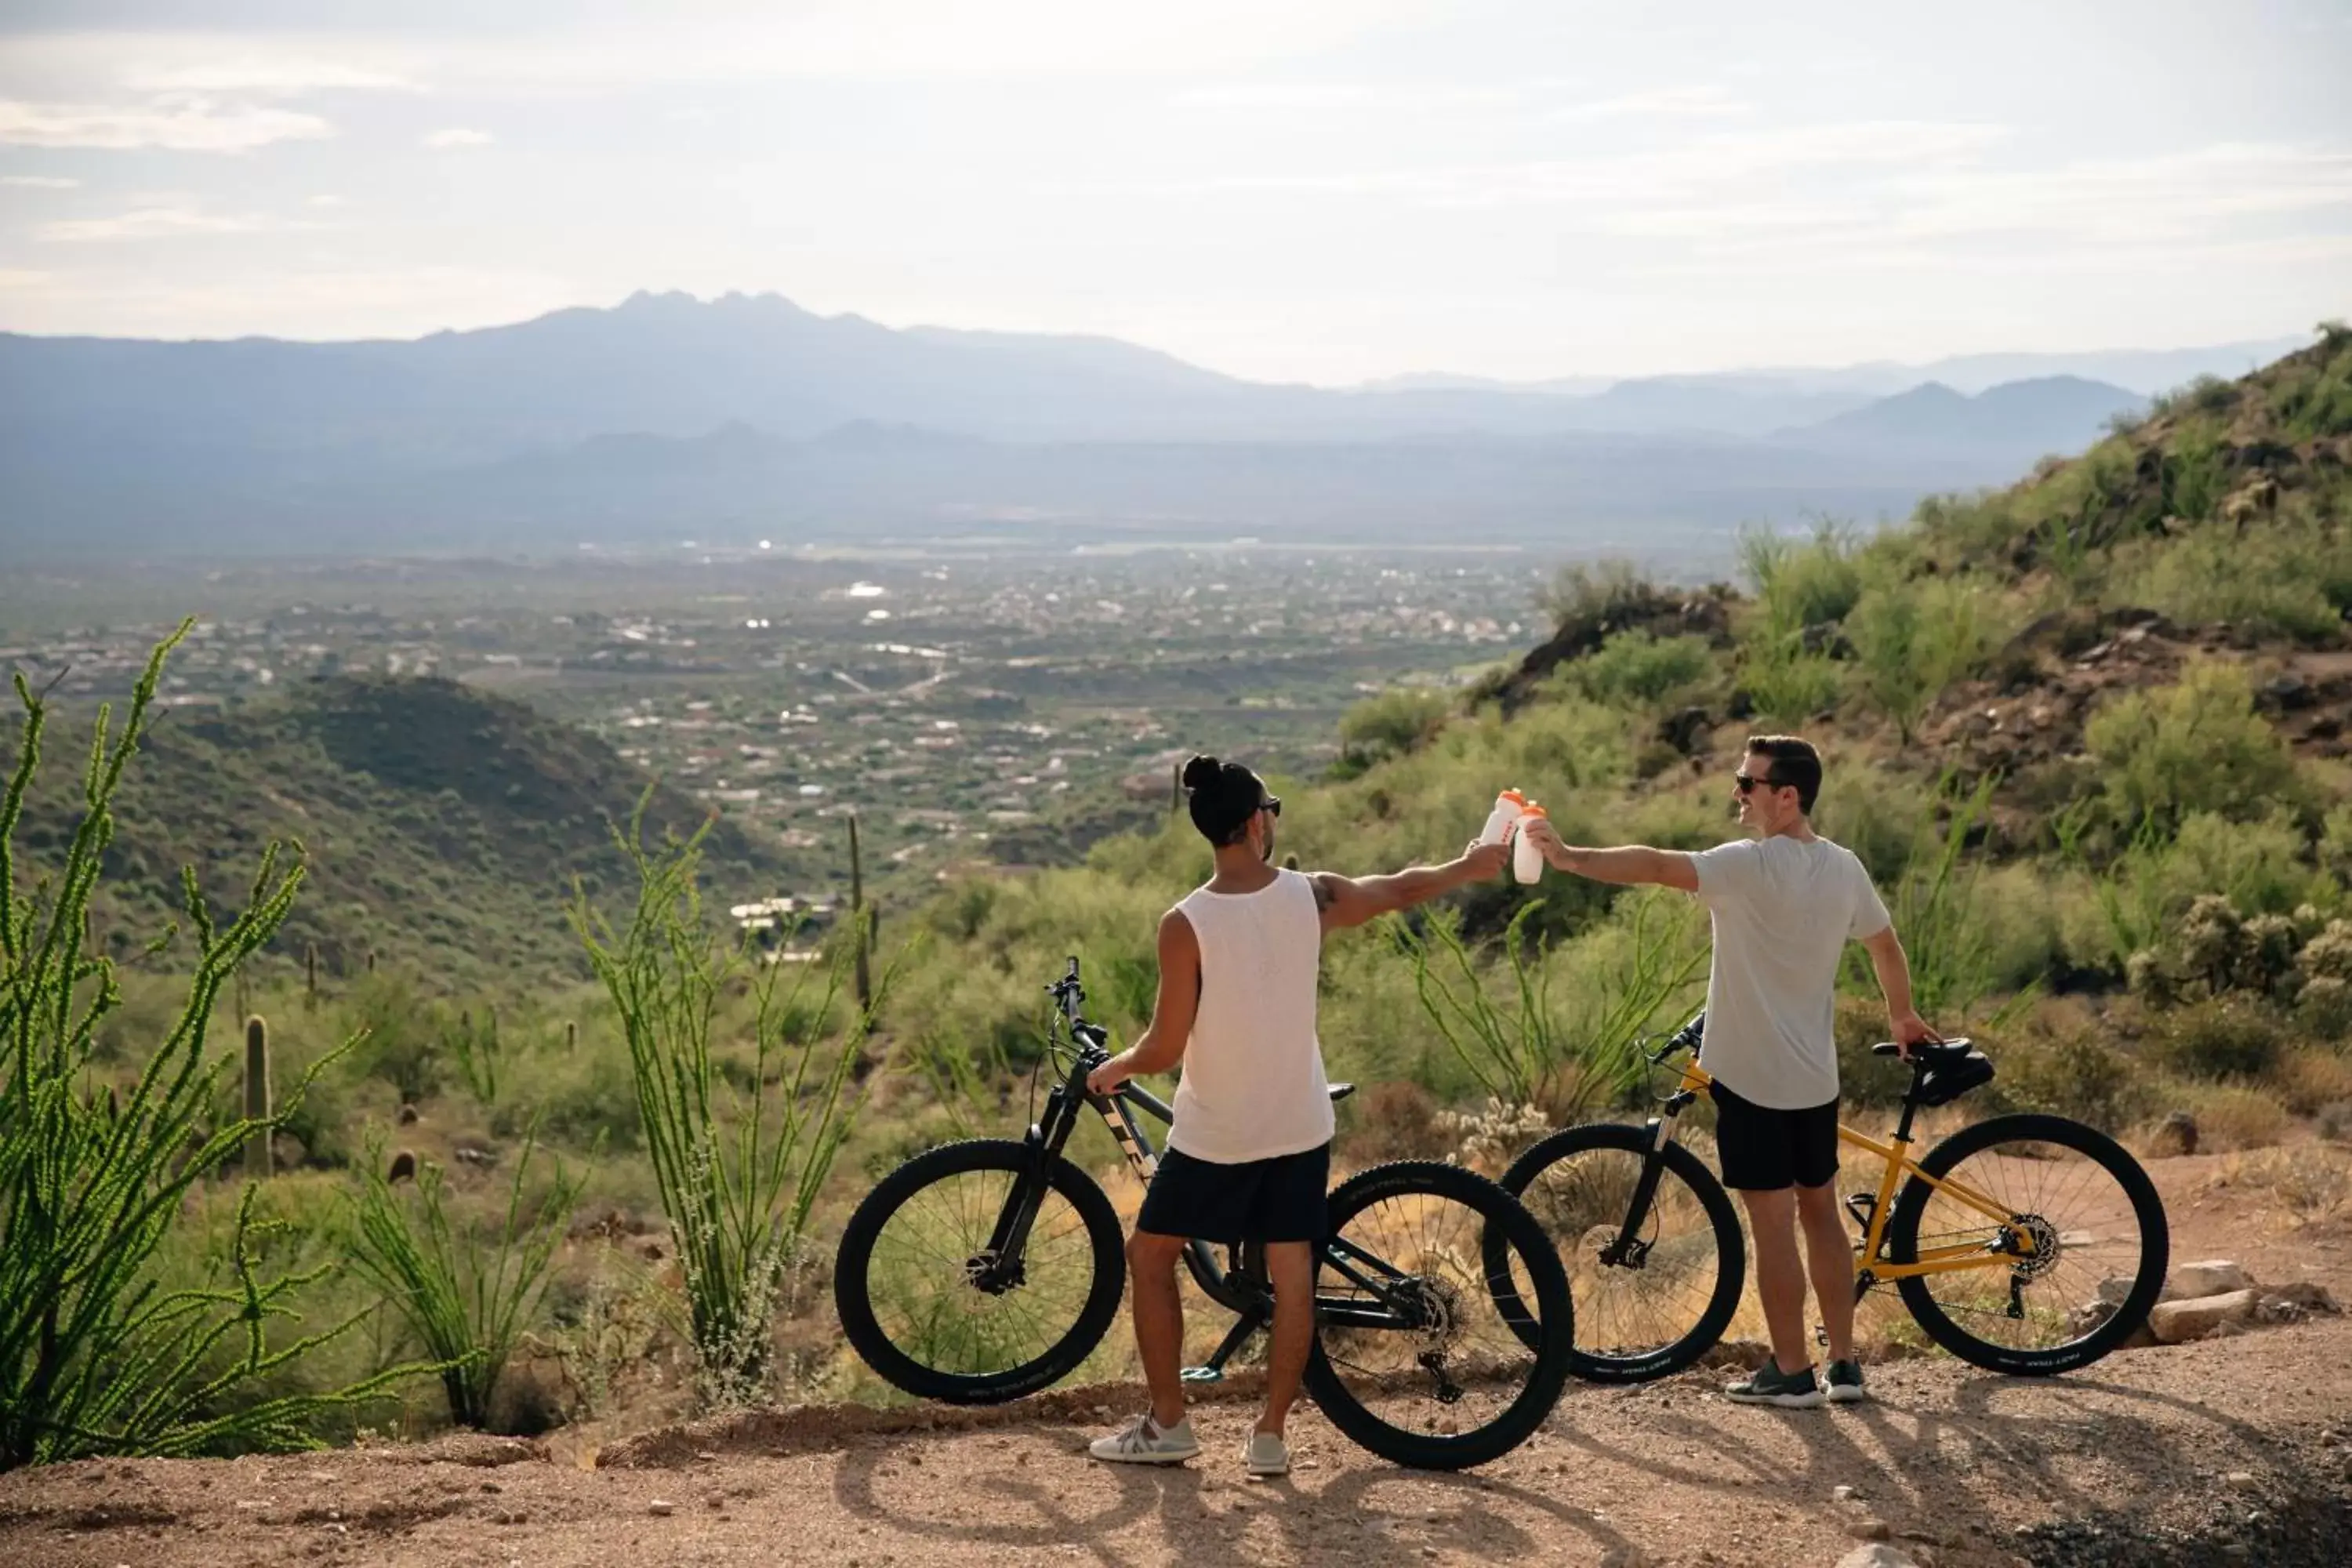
top-left (1479, 789), bottom-right (1527, 846)
top-left (1513, 804), bottom-right (1548, 884)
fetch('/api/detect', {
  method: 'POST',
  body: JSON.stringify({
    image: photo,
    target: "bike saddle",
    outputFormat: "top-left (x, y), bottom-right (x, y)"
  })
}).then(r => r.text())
top-left (1328, 1081), bottom-right (1356, 1103)
top-left (1873, 1038), bottom-right (1994, 1106)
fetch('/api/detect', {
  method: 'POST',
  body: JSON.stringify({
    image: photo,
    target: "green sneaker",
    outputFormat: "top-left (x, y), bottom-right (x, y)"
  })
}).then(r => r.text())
top-left (1825, 1359), bottom-right (1867, 1404)
top-left (1726, 1362), bottom-right (1825, 1408)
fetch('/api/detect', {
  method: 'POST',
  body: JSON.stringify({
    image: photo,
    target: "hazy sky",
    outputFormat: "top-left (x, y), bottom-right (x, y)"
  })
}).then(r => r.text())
top-left (1, 0), bottom-right (2347, 383)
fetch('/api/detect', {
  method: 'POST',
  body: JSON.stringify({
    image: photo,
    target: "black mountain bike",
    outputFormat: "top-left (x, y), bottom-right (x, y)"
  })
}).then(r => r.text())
top-left (1489, 1010), bottom-right (2168, 1382)
top-left (835, 959), bottom-right (1576, 1470)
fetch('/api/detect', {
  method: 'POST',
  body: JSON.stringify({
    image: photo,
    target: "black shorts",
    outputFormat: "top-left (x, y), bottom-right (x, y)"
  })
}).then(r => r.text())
top-left (1136, 1142), bottom-right (1331, 1245)
top-left (1710, 1079), bottom-right (1839, 1192)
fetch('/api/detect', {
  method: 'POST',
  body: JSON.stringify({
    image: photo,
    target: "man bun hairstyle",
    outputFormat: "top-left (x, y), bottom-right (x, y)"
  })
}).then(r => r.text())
top-left (1182, 753), bottom-right (1266, 847)
top-left (1745, 734), bottom-right (1823, 815)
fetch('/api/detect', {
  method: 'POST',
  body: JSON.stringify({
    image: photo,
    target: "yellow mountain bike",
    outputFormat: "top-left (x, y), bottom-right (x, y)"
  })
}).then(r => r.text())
top-left (1490, 1011), bottom-right (2169, 1380)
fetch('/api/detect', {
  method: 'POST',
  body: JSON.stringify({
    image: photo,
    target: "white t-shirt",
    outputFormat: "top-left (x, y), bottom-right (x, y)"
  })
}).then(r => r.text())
top-left (1690, 834), bottom-right (1891, 1110)
top-left (1167, 868), bottom-right (1336, 1163)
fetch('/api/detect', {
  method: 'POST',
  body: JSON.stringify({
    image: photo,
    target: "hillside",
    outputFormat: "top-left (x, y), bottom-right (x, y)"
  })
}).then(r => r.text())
top-left (7, 675), bottom-right (797, 985)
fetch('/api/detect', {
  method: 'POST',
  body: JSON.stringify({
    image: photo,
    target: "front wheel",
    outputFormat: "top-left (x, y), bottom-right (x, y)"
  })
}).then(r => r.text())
top-left (1497, 1123), bottom-right (1746, 1383)
top-left (1888, 1112), bottom-right (2169, 1375)
top-left (1305, 1160), bottom-right (1573, 1470)
top-left (834, 1138), bottom-right (1127, 1404)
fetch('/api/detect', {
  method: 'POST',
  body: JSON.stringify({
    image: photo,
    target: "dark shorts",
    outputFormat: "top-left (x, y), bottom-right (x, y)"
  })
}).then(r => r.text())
top-left (1710, 1079), bottom-right (1839, 1192)
top-left (1136, 1142), bottom-right (1331, 1245)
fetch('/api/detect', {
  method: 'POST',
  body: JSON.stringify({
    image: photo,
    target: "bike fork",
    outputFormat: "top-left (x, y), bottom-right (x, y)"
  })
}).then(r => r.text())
top-left (1599, 1115), bottom-right (1676, 1267)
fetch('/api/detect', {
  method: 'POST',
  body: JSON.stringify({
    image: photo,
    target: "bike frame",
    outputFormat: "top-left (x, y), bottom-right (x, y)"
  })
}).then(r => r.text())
top-left (1651, 1049), bottom-right (2040, 1285)
top-left (989, 967), bottom-right (1446, 1376)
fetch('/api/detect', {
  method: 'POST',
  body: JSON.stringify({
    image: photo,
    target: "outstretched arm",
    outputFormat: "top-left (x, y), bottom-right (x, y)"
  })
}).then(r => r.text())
top-left (1313, 839), bottom-right (1512, 931)
top-left (1518, 815), bottom-right (1698, 891)
top-left (1087, 910), bottom-right (1200, 1094)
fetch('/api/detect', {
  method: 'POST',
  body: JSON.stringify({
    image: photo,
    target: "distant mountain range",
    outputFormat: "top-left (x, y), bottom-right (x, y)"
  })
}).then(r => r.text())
top-left (0, 292), bottom-right (2299, 559)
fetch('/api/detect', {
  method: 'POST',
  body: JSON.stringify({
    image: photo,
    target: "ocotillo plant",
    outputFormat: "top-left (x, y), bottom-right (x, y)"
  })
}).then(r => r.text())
top-left (2, 622), bottom-right (414, 1468)
top-left (244, 1014), bottom-right (273, 1179)
top-left (574, 798), bottom-right (896, 1410)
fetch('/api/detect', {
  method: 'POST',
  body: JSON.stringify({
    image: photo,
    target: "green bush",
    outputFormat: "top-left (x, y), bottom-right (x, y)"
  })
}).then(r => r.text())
top-left (1338, 687), bottom-right (1453, 767)
top-left (1739, 645), bottom-right (1844, 726)
top-left (2111, 518), bottom-right (2348, 641)
top-left (1987, 1026), bottom-right (2154, 1133)
top-left (1534, 558), bottom-right (1654, 633)
top-left (2147, 995), bottom-right (2286, 1080)
top-left (1738, 523), bottom-right (1864, 633)
top-left (2083, 661), bottom-right (2303, 832)
top-left (1843, 572), bottom-right (2018, 739)
top-left (1562, 631), bottom-right (1714, 710)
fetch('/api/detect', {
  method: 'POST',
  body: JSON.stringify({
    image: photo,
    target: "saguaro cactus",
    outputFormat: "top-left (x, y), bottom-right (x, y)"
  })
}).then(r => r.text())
top-left (243, 1014), bottom-right (273, 1178)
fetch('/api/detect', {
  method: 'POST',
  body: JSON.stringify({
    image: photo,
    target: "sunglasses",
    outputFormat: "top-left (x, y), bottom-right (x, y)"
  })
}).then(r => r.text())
top-left (1733, 771), bottom-right (1777, 795)
top-left (1260, 796), bottom-right (1282, 817)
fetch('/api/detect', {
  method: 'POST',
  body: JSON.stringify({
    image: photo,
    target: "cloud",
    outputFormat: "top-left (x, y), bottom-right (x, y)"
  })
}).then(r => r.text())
top-left (421, 127), bottom-right (494, 150)
top-left (1553, 85), bottom-right (1745, 122)
top-left (1171, 82), bottom-right (1519, 112)
top-left (0, 97), bottom-right (332, 152)
top-left (1, 173), bottom-right (80, 188)
top-left (35, 205), bottom-right (269, 242)
top-left (121, 59), bottom-right (422, 95)
top-left (0, 268), bottom-right (53, 289)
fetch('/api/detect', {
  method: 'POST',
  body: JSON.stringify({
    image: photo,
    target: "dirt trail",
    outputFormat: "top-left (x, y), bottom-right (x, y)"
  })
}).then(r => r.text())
top-left (5, 1152), bottom-right (2348, 1568)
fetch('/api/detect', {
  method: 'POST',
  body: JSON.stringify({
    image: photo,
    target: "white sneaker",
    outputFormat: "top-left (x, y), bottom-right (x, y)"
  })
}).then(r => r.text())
top-left (1089, 1414), bottom-right (1200, 1465)
top-left (1245, 1431), bottom-right (1290, 1478)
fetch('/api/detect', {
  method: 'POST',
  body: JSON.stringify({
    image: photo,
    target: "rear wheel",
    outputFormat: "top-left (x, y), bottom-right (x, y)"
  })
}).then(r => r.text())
top-left (1497, 1123), bottom-right (1745, 1383)
top-left (1305, 1160), bottom-right (1573, 1470)
top-left (1888, 1112), bottom-right (2169, 1375)
top-left (834, 1139), bottom-right (1126, 1404)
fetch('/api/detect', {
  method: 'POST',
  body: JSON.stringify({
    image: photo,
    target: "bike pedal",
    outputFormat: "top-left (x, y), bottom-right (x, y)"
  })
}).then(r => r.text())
top-left (1179, 1366), bottom-right (1224, 1385)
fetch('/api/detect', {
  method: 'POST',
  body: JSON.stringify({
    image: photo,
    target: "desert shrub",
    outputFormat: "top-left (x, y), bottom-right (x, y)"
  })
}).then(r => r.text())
top-left (1338, 687), bottom-right (1453, 767)
top-left (1814, 765), bottom-right (1934, 887)
top-left (2083, 661), bottom-right (2303, 833)
top-left (2147, 995), bottom-right (2285, 1080)
top-left (1990, 1027), bottom-right (2154, 1133)
top-left (1739, 645), bottom-right (1844, 726)
top-left (1842, 775), bottom-right (2049, 1021)
top-left (2274, 331), bottom-right (2352, 441)
top-left (2324, 804), bottom-right (2352, 884)
top-left (2162, 811), bottom-right (2330, 917)
top-left (2169, 1080), bottom-right (2291, 1152)
top-left (1843, 572), bottom-right (2017, 740)
top-left (1739, 523), bottom-right (1864, 633)
top-left (2271, 1046), bottom-right (2352, 1116)
top-left (2207, 1143), bottom-right (2350, 1221)
top-left (1534, 558), bottom-right (1656, 633)
top-left (344, 1123), bottom-right (590, 1430)
top-left (1563, 631), bottom-right (1714, 710)
top-left (1834, 993), bottom-right (1914, 1106)
top-left (1342, 1080), bottom-right (1450, 1164)
top-left (1432, 1098), bottom-right (1552, 1177)
top-left (2111, 517), bottom-right (2350, 641)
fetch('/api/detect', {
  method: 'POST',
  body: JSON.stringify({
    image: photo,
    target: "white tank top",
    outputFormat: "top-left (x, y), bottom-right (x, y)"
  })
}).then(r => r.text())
top-left (1167, 868), bottom-right (1334, 1163)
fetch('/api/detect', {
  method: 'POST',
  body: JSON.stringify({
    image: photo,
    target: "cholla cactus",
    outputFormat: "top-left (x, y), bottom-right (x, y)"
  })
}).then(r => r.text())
top-left (1434, 1098), bottom-right (1552, 1176)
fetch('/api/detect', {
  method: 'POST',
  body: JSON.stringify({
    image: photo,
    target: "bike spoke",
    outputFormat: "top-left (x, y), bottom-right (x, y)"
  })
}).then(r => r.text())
top-left (1523, 1143), bottom-right (1721, 1367)
top-left (1317, 1187), bottom-right (1548, 1441)
top-left (1907, 1136), bottom-right (2148, 1353)
top-left (865, 1168), bottom-right (1099, 1379)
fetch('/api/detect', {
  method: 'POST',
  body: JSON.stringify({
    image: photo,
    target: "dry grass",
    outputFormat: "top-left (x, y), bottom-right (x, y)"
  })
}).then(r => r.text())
top-left (2200, 1142), bottom-right (2352, 1225)
top-left (2140, 1079), bottom-right (2292, 1154)
top-left (2270, 1045), bottom-right (2352, 1116)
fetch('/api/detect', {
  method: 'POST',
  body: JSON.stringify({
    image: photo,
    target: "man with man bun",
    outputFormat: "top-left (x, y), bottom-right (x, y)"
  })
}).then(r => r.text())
top-left (1085, 754), bottom-right (1509, 1475)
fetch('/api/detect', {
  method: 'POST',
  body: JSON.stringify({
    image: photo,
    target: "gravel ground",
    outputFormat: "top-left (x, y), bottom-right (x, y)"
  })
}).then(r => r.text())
top-left (5, 1147), bottom-right (2347, 1568)
top-left (4, 1316), bottom-right (2349, 1568)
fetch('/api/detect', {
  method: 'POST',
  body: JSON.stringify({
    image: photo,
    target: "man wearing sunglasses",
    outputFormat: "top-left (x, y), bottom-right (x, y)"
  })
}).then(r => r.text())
top-left (1519, 734), bottom-right (1936, 1409)
top-left (1085, 753), bottom-right (1510, 1475)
